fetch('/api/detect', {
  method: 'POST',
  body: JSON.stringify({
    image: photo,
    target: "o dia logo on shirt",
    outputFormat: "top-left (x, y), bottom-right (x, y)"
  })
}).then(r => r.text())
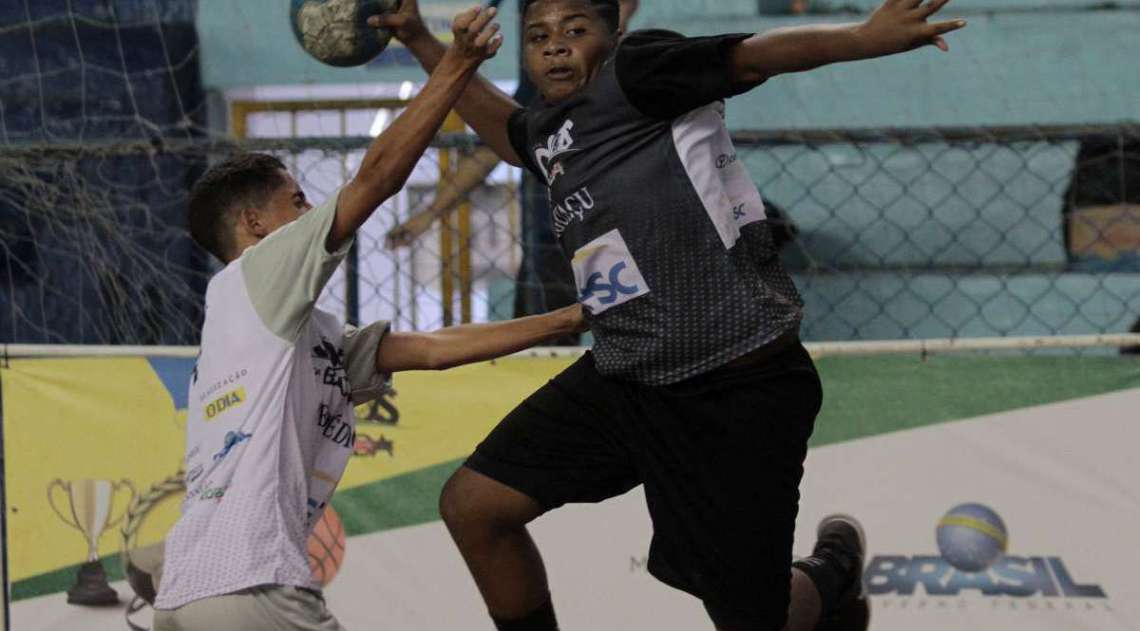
top-left (203, 386), bottom-right (246, 421)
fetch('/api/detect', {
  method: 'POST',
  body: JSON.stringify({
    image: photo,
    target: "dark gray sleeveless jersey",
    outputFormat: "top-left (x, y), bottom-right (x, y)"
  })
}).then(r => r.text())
top-left (508, 30), bottom-right (803, 385)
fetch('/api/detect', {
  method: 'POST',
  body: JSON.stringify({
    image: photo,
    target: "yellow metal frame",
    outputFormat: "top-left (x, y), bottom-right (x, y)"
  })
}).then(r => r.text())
top-left (229, 98), bottom-right (475, 325)
top-left (437, 111), bottom-right (473, 326)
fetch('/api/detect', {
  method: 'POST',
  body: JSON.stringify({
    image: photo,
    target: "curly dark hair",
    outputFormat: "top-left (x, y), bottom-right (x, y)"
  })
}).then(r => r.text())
top-left (188, 153), bottom-right (287, 262)
top-left (522, 0), bottom-right (621, 33)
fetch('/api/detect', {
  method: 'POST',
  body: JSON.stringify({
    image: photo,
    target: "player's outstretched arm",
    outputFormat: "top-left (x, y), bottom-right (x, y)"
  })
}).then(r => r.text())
top-left (730, 0), bottom-right (966, 87)
top-left (332, 7), bottom-right (502, 250)
top-left (374, 305), bottom-right (586, 373)
top-left (369, 0), bottom-right (524, 167)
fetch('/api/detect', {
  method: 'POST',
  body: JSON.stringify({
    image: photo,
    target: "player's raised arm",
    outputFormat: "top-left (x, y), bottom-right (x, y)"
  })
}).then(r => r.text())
top-left (730, 0), bottom-right (966, 87)
top-left (374, 305), bottom-right (586, 373)
top-left (369, 0), bottom-right (525, 167)
top-left (332, 7), bottom-right (503, 250)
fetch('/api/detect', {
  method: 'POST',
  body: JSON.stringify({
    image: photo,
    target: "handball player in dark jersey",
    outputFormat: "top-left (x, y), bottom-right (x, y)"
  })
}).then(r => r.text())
top-left (374, 0), bottom-right (964, 628)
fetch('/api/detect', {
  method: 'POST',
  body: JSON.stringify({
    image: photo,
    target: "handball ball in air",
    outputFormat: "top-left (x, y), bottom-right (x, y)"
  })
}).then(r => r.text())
top-left (936, 502), bottom-right (1008, 572)
top-left (291, 0), bottom-right (400, 67)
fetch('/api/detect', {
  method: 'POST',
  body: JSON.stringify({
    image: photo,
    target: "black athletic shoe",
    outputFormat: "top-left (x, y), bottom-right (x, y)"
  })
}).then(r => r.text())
top-left (813, 514), bottom-right (870, 631)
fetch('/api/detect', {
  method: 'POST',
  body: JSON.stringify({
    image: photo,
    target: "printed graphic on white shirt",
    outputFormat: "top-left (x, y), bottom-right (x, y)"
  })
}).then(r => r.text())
top-left (571, 229), bottom-right (650, 315)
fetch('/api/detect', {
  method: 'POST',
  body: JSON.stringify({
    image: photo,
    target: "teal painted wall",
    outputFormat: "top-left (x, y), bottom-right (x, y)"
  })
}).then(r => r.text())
top-left (637, 0), bottom-right (1136, 16)
top-left (199, 1), bottom-right (1140, 127)
top-left (700, 12), bottom-right (1140, 129)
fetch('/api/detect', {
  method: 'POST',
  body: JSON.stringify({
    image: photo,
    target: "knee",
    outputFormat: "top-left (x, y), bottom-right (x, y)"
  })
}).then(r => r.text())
top-left (439, 470), bottom-right (478, 532)
top-left (438, 467), bottom-right (542, 539)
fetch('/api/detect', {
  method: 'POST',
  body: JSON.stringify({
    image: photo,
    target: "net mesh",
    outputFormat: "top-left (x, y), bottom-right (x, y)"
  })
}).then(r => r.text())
top-left (4, 131), bottom-right (1139, 346)
top-left (1, 0), bottom-right (209, 344)
top-left (748, 126), bottom-right (1140, 341)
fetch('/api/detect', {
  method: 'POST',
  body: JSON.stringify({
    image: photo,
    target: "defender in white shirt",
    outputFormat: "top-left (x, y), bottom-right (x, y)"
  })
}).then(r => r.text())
top-left (153, 7), bottom-right (584, 630)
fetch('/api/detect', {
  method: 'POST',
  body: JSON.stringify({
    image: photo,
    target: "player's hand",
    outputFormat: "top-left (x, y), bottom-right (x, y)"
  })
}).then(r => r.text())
top-left (447, 5), bottom-right (503, 65)
top-left (553, 304), bottom-right (590, 335)
top-left (385, 209), bottom-right (438, 249)
top-left (857, 0), bottom-right (966, 54)
top-left (368, 0), bottom-right (428, 45)
top-left (567, 304), bottom-right (590, 334)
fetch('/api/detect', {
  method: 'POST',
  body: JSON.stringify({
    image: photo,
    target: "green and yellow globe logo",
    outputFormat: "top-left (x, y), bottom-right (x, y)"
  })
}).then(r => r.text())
top-left (936, 503), bottom-right (1009, 572)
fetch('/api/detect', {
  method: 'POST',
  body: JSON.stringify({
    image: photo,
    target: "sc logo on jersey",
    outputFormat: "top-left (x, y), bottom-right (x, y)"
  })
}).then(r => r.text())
top-left (572, 229), bottom-right (650, 315)
top-left (580, 262), bottom-right (640, 305)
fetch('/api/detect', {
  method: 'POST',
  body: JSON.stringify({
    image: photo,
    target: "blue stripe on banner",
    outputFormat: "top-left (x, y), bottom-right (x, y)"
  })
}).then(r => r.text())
top-left (147, 357), bottom-right (196, 410)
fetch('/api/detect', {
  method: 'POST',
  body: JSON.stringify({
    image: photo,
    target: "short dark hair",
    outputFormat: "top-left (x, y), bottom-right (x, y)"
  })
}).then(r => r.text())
top-left (188, 153), bottom-right (287, 262)
top-left (522, 0), bottom-right (621, 33)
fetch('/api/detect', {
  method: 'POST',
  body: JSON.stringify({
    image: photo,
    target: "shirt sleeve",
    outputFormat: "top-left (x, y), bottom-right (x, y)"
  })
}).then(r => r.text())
top-left (240, 190), bottom-right (352, 343)
top-left (341, 320), bottom-right (393, 405)
top-left (507, 107), bottom-right (545, 180)
top-left (615, 29), bottom-right (754, 120)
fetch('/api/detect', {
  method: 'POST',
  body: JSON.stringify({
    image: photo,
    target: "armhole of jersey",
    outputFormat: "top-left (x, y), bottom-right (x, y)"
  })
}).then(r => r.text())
top-left (613, 31), bottom-right (754, 120)
top-left (239, 193), bottom-right (350, 344)
top-left (229, 263), bottom-right (295, 349)
top-left (508, 108), bottom-right (545, 180)
top-left (611, 44), bottom-right (657, 120)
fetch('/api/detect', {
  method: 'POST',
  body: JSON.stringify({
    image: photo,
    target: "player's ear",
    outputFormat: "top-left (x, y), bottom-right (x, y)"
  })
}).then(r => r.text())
top-left (608, 21), bottom-right (623, 45)
top-left (239, 206), bottom-right (268, 238)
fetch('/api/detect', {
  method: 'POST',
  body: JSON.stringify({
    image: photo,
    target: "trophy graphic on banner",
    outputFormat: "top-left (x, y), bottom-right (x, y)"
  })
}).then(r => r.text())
top-left (47, 478), bottom-right (136, 606)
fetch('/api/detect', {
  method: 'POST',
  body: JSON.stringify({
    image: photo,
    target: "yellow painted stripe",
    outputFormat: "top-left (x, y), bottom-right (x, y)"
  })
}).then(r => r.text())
top-left (938, 515), bottom-right (1008, 549)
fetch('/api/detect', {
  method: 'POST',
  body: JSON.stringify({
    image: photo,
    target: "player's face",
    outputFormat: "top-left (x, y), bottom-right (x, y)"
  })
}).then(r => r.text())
top-left (523, 0), bottom-right (618, 104)
top-left (259, 170), bottom-right (312, 235)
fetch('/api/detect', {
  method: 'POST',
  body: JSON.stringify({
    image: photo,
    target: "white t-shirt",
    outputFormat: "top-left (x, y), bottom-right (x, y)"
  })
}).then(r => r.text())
top-left (156, 192), bottom-right (389, 610)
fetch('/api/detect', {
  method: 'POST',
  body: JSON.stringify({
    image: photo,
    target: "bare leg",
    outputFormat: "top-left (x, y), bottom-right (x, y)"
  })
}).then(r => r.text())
top-left (783, 568), bottom-right (823, 631)
top-left (714, 569), bottom-right (821, 631)
top-left (439, 466), bottom-right (551, 620)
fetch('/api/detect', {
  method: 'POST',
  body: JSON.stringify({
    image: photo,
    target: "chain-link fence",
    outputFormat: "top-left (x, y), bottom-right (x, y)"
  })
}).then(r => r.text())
top-left (744, 125), bottom-right (1140, 340)
top-left (2, 124), bottom-right (1138, 345)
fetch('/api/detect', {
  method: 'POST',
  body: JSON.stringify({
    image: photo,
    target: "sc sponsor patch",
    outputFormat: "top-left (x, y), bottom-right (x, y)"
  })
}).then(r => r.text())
top-left (571, 229), bottom-right (650, 315)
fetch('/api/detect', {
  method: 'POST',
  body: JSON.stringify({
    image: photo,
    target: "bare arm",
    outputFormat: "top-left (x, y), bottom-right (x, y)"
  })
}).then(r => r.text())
top-left (372, 1), bottom-right (524, 166)
top-left (329, 7), bottom-right (503, 250)
top-left (730, 0), bottom-right (966, 86)
top-left (375, 305), bottom-right (585, 372)
top-left (619, 0), bottom-right (640, 30)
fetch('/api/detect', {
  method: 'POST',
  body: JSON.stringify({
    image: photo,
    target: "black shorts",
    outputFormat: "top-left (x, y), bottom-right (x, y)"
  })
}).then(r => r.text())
top-left (465, 340), bottom-right (822, 629)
